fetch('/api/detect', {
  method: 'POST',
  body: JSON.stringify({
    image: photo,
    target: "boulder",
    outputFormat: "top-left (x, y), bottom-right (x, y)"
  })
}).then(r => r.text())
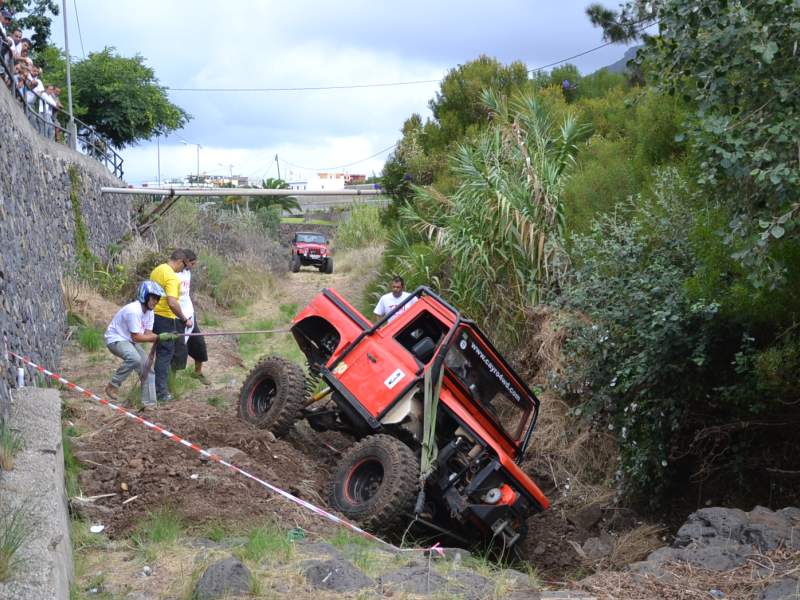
top-left (193, 556), bottom-right (251, 600)
top-left (304, 558), bottom-right (374, 592)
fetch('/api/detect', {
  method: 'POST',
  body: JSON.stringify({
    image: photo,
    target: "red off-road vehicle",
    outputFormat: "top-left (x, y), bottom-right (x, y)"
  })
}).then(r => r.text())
top-left (291, 231), bottom-right (333, 274)
top-left (238, 287), bottom-right (549, 547)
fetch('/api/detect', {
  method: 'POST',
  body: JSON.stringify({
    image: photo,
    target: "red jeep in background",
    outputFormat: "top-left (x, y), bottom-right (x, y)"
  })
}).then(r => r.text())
top-left (291, 231), bottom-right (333, 274)
top-left (238, 287), bottom-right (549, 547)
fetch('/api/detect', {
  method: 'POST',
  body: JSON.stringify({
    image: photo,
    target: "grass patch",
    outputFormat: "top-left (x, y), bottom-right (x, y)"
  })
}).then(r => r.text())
top-left (238, 523), bottom-right (293, 563)
top-left (0, 420), bottom-right (24, 471)
top-left (0, 504), bottom-right (31, 582)
top-left (238, 319), bottom-right (275, 365)
top-left (132, 507), bottom-right (183, 563)
top-left (77, 324), bottom-right (105, 352)
top-left (328, 530), bottom-right (387, 577)
top-left (281, 217), bottom-right (333, 226)
top-left (336, 203), bottom-right (387, 249)
top-left (200, 312), bottom-right (221, 327)
top-left (206, 395), bottom-right (227, 409)
top-left (63, 429), bottom-right (81, 498)
top-left (67, 312), bottom-right (86, 327)
top-left (278, 302), bottom-right (299, 322)
top-left (167, 369), bottom-right (200, 400)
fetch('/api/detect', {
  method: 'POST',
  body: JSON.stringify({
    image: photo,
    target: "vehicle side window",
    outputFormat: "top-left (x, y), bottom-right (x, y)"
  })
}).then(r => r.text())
top-left (394, 311), bottom-right (448, 364)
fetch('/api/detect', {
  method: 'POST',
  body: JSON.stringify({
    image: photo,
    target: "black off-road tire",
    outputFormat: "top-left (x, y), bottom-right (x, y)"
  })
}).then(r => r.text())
top-left (329, 434), bottom-right (418, 533)
top-left (324, 257), bottom-right (334, 274)
top-left (238, 356), bottom-right (305, 437)
top-left (291, 254), bottom-right (301, 273)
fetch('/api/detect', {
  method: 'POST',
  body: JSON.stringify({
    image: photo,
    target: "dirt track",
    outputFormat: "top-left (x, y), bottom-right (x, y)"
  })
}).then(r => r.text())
top-left (61, 243), bottom-right (586, 578)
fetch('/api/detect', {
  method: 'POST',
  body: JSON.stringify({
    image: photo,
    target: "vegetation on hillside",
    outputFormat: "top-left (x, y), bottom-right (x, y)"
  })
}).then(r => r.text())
top-left (377, 0), bottom-right (800, 512)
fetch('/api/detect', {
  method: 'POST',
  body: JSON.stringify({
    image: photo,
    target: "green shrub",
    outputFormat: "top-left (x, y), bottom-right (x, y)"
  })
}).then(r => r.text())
top-left (77, 325), bottom-right (104, 352)
top-left (0, 504), bottom-right (30, 581)
top-left (337, 203), bottom-right (387, 249)
top-left (0, 421), bottom-right (24, 471)
top-left (556, 168), bottom-right (800, 508)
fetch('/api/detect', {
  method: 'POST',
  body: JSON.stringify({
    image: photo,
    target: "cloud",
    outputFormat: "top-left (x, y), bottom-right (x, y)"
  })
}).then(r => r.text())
top-left (47, 0), bottom-right (635, 183)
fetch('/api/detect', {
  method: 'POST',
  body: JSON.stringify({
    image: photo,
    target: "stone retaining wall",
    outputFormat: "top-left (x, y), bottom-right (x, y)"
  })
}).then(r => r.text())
top-left (0, 84), bottom-right (131, 420)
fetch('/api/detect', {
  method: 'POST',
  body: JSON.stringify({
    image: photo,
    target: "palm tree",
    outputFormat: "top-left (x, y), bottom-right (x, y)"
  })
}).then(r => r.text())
top-left (223, 177), bottom-right (300, 214)
top-left (400, 89), bottom-right (586, 338)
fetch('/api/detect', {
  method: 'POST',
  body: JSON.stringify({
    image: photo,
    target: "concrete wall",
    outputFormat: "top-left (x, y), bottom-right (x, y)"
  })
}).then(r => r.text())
top-left (0, 84), bottom-right (132, 420)
top-left (0, 389), bottom-right (73, 600)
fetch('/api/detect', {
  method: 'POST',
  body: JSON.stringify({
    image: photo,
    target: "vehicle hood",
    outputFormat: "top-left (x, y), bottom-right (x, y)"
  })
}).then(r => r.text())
top-left (294, 242), bottom-right (327, 252)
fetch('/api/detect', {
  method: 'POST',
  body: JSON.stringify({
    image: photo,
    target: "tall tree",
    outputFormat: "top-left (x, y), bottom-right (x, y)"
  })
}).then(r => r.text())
top-left (7, 0), bottom-right (59, 53)
top-left (587, 0), bottom-right (800, 281)
top-left (57, 47), bottom-right (190, 147)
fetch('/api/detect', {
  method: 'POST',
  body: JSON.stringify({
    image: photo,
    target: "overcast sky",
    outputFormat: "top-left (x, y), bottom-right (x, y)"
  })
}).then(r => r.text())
top-left (47, 0), bottom-right (636, 185)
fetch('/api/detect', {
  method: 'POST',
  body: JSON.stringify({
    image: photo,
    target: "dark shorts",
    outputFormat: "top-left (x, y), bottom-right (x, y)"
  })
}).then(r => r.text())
top-left (171, 318), bottom-right (208, 370)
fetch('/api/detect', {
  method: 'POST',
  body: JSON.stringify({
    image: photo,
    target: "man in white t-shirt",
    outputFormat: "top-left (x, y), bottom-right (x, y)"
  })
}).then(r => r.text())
top-left (170, 249), bottom-right (210, 385)
top-left (374, 276), bottom-right (416, 321)
top-left (104, 280), bottom-right (178, 408)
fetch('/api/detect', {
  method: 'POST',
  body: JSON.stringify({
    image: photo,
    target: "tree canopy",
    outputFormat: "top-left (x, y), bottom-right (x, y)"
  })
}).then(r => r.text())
top-left (587, 0), bottom-right (800, 282)
top-left (42, 47), bottom-right (190, 148)
top-left (6, 0), bottom-right (59, 53)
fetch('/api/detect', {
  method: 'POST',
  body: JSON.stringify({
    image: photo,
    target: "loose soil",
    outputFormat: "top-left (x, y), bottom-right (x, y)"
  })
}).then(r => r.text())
top-left (58, 242), bottom-right (621, 598)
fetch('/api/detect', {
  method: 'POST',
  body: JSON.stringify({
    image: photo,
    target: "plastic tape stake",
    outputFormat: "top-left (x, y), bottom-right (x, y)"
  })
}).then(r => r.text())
top-left (6, 350), bottom-right (397, 551)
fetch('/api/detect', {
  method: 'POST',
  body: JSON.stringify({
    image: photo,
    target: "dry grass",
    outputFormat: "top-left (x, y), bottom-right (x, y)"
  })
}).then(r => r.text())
top-left (577, 548), bottom-right (800, 600)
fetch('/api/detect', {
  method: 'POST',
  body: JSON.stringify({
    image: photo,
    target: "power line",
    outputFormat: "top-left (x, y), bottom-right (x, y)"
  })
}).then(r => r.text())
top-left (279, 143), bottom-right (397, 172)
top-left (72, 0), bottom-right (86, 58)
top-left (166, 24), bottom-right (659, 94)
top-left (168, 79), bottom-right (440, 93)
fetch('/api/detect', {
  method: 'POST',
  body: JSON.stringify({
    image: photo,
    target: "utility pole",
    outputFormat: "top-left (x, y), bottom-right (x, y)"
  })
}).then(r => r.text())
top-left (275, 154), bottom-right (281, 180)
top-left (61, 0), bottom-right (77, 149)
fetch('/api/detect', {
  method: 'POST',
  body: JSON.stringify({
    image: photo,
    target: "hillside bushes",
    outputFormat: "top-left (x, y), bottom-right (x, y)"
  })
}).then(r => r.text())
top-left (555, 168), bottom-right (800, 507)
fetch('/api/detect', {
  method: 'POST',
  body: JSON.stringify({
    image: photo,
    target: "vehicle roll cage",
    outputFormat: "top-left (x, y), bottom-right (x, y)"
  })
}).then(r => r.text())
top-left (322, 286), bottom-right (540, 460)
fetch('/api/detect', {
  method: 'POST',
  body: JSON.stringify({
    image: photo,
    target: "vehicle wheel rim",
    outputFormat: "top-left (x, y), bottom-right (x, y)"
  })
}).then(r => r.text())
top-left (248, 378), bottom-right (277, 417)
top-left (345, 458), bottom-right (384, 504)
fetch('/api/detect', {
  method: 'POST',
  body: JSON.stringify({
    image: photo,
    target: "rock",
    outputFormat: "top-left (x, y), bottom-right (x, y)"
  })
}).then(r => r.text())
top-left (193, 556), bottom-right (252, 600)
top-left (675, 506), bottom-right (800, 553)
top-left (200, 447), bottom-right (246, 463)
top-left (581, 532), bottom-right (614, 561)
top-left (760, 578), bottom-right (800, 600)
top-left (449, 569), bottom-right (494, 600)
top-left (568, 500), bottom-right (606, 531)
top-left (380, 564), bottom-right (449, 595)
top-left (674, 507), bottom-right (749, 548)
top-left (303, 558), bottom-right (374, 592)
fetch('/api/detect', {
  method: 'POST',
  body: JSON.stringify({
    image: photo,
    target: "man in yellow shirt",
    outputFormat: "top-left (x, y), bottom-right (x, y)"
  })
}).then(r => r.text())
top-left (150, 249), bottom-right (194, 402)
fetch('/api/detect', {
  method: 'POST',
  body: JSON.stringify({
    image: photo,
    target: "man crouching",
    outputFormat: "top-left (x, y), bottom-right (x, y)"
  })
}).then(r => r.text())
top-left (104, 280), bottom-right (179, 408)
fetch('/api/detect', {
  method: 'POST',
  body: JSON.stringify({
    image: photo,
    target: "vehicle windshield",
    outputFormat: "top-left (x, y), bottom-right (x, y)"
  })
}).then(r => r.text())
top-left (444, 328), bottom-right (532, 444)
top-left (296, 233), bottom-right (326, 244)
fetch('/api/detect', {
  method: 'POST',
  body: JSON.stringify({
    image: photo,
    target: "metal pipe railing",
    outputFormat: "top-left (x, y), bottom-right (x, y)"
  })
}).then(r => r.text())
top-left (101, 187), bottom-right (386, 196)
top-left (0, 42), bottom-right (124, 178)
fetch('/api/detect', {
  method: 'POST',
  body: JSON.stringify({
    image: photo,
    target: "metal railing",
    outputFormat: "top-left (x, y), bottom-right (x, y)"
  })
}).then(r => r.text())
top-left (0, 42), bottom-right (124, 178)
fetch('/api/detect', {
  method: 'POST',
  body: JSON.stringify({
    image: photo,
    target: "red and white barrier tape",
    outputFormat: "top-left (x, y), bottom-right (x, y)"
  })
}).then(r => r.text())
top-left (5, 349), bottom-right (399, 551)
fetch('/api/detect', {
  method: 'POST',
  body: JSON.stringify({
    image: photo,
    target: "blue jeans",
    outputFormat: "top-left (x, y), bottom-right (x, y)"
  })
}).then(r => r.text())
top-left (107, 340), bottom-right (156, 406)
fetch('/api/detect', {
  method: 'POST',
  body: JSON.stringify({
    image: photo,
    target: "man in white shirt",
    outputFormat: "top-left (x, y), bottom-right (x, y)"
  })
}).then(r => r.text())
top-left (41, 84), bottom-right (58, 139)
top-left (170, 249), bottom-right (210, 385)
top-left (374, 276), bottom-right (415, 321)
top-left (104, 280), bottom-right (178, 408)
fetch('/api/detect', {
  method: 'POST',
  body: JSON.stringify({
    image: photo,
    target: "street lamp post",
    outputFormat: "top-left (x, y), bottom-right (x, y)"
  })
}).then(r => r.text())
top-left (61, 0), bottom-right (77, 149)
top-left (182, 141), bottom-right (201, 184)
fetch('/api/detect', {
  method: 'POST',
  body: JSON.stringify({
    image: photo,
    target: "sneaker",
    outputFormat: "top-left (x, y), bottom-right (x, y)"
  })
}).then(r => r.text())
top-left (189, 372), bottom-right (211, 386)
top-left (104, 383), bottom-right (119, 400)
top-left (157, 393), bottom-right (174, 404)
